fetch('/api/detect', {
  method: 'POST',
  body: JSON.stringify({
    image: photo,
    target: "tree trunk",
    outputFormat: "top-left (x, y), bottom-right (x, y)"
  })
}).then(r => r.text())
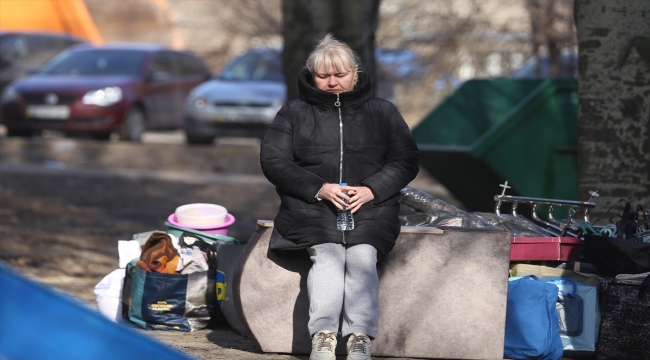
top-left (576, 0), bottom-right (650, 216)
top-left (282, 0), bottom-right (380, 100)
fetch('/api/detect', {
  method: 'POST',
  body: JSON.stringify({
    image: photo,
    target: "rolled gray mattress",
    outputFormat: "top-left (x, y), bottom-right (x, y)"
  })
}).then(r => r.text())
top-left (233, 221), bottom-right (511, 359)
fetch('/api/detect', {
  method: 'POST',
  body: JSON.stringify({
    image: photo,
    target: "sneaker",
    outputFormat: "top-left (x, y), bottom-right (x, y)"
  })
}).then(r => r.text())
top-left (310, 331), bottom-right (337, 360)
top-left (346, 333), bottom-right (371, 360)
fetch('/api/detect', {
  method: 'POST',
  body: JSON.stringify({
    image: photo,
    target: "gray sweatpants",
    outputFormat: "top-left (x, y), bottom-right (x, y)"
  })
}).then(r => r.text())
top-left (307, 242), bottom-right (379, 338)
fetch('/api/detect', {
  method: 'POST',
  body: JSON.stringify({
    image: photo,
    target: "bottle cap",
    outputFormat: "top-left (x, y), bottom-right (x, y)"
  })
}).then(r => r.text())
top-left (340, 182), bottom-right (347, 186)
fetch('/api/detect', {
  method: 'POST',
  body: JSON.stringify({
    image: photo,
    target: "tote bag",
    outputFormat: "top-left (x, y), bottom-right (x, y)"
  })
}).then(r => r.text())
top-left (504, 275), bottom-right (564, 360)
top-left (122, 262), bottom-right (215, 332)
top-left (583, 234), bottom-right (650, 276)
top-left (596, 273), bottom-right (650, 360)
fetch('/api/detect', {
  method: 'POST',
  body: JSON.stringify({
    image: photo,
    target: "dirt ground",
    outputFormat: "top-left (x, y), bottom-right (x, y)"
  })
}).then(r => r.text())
top-left (0, 133), bottom-right (453, 360)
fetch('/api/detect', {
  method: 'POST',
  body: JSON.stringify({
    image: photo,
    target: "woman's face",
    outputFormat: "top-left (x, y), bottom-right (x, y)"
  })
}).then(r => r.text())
top-left (313, 63), bottom-right (357, 94)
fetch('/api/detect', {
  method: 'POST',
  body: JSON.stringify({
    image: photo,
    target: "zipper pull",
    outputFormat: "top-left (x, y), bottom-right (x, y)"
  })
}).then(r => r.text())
top-left (335, 93), bottom-right (340, 108)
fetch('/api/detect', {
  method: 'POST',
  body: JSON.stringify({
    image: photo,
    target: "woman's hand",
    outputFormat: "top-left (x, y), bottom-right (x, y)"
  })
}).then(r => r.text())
top-left (317, 184), bottom-right (374, 213)
top-left (347, 186), bottom-right (375, 213)
top-left (317, 183), bottom-right (355, 210)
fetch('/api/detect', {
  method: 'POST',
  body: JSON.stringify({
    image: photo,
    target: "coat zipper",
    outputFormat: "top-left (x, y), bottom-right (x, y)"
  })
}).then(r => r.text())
top-left (335, 93), bottom-right (346, 244)
top-left (336, 94), bottom-right (343, 184)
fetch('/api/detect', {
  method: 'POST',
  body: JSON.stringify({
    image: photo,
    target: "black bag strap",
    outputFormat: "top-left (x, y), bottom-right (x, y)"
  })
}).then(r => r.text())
top-left (616, 200), bottom-right (632, 238)
top-left (592, 199), bottom-right (628, 226)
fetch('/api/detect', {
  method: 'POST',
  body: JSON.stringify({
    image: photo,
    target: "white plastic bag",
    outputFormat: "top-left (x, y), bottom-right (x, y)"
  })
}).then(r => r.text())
top-left (94, 269), bottom-right (126, 322)
top-left (118, 240), bottom-right (141, 269)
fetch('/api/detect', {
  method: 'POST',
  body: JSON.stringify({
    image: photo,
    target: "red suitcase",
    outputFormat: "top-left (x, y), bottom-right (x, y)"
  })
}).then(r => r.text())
top-left (510, 237), bottom-right (581, 261)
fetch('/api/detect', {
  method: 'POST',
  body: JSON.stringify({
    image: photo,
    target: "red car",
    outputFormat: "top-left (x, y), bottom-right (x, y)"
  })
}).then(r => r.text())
top-left (0, 43), bottom-right (211, 140)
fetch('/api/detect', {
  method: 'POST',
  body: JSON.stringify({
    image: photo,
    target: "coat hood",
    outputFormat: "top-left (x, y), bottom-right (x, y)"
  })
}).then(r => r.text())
top-left (297, 67), bottom-right (373, 110)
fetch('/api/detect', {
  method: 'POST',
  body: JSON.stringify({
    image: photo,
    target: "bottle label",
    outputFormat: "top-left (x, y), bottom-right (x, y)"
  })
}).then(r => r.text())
top-left (336, 182), bottom-right (354, 231)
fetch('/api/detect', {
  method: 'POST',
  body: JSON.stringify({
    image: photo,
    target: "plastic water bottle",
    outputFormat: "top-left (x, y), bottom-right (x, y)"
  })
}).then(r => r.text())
top-left (336, 183), bottom-right (355, 231)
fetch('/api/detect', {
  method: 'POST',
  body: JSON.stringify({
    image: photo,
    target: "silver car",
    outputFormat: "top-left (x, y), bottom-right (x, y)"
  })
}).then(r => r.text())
top-left (183, 48), bottom-right (284, 144)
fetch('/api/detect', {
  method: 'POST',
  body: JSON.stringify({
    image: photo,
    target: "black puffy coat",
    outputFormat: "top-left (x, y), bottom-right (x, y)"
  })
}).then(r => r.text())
top-left (260, 68), bottom-right (420, 258)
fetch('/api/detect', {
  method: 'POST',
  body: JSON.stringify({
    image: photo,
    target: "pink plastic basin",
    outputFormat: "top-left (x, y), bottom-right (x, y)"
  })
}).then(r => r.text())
top-left (167, 213), bottom-right (236, 235)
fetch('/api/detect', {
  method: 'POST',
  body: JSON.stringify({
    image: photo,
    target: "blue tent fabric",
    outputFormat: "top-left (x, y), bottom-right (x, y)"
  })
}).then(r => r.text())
top-left (0, 264), bottom-right (193, 360)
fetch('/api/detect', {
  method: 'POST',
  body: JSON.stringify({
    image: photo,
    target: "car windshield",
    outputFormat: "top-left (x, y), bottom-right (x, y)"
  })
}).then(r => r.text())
top-left (219, 50), bottom-right (283, 82)
top-left (41, 49), bottom-right (146, 76)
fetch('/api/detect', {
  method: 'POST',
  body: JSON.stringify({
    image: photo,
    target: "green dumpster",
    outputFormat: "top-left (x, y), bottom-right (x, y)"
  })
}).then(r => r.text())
top-left (413, 78), bottom-right (578, 212)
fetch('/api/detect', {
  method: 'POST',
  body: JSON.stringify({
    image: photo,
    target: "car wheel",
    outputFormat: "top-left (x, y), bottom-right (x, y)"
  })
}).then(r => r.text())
top-left (6, 127), bottom-right (34, 137)
top-left (120, 107), bottom-right (146, 141)
top-left (185, 132), bottom-right (215, 145)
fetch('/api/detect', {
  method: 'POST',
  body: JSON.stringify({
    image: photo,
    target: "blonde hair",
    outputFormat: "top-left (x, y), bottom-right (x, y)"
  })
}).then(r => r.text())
top-left (306, 34), bottom-right (360, 75)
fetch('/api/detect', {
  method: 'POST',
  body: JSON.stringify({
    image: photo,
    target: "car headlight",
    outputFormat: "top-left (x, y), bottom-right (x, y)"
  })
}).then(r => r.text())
top-left (193, 96), bottom-right (207, 109)
top-left (0, 86), bottom-right (20, 104)
top-left (82, 86), bottom-right (123, 106)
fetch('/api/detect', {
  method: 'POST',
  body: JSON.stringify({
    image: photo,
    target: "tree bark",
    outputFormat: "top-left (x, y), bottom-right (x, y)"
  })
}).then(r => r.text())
top-left (282, 0), bottom-right (380, 100)
top-left (576, 0), bottom-right (650, 215)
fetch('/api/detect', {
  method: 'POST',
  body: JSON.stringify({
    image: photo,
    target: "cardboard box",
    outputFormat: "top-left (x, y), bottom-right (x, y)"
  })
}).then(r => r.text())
top-left (510, 237), bottom-right (581, 261)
